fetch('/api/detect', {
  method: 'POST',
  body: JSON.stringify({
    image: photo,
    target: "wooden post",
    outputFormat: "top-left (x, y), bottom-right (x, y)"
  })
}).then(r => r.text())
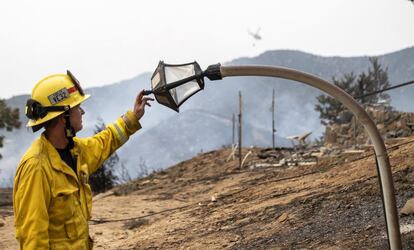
top-left (232, 113), bottom-right (235, 146)
top-left (272, 89), bottom-right (275, 149)
top-left (238, 91), bottom-right (243, 168)
top-left (353, 115), bottom-right (356, 148)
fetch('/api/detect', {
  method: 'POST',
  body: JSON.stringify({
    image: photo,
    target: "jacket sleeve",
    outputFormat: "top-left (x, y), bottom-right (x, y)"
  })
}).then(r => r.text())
top-left (80, 110), bottom-right (141, 174)
top-left (13, 158), bottom-right (51, 250)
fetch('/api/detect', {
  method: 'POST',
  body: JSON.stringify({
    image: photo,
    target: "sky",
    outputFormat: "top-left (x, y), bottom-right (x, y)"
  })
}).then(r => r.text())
top-left (0, 0), bottom-right (413, 99)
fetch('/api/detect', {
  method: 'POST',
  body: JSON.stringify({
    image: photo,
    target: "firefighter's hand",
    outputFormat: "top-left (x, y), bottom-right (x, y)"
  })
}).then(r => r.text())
top-left (134, 90), bottom-right (154, 120)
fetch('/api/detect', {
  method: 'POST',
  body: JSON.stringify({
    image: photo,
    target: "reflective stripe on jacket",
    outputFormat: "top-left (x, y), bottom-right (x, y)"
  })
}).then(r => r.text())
top-left (13, 111), bottom-right (141, 249)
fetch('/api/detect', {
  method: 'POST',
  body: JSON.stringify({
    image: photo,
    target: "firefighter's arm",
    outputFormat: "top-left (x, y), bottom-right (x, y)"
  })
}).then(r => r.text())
top-left (13, 159), bottom-right (50, 249)
top-left (82, 90), bottom-right (153, 174)
top-left (82, 110), bottom-right (141, 174)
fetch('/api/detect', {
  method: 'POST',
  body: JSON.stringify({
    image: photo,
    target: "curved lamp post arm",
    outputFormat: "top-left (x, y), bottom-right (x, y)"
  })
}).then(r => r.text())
top-left (220, 65), bottom-right (401, 250)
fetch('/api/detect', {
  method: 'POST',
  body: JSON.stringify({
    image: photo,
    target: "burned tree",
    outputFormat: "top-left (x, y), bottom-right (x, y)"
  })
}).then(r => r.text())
top-left (315, 57), bottom-right (391, 125)
top-left (315, 73), bottom-right (356, 125)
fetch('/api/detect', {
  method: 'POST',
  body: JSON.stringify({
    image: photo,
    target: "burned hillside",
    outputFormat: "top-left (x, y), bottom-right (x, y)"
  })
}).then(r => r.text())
top-left (91, 142), bottom-right (414, 249)
top-left (325, 105), bottom-right (414, 148)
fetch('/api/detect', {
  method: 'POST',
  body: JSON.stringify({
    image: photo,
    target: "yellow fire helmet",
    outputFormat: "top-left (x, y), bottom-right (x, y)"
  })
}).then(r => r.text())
top-left (25, 70), bottom-right (90, 131)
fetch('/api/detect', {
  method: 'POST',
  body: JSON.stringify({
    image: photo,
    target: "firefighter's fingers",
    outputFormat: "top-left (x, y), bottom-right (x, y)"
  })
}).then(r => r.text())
top-left (140, 97), bottom-right (153, 107)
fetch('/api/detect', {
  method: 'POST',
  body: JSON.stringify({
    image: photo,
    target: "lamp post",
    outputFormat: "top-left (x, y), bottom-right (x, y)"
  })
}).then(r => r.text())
top-left (145, 61), bottom-right (402, 249)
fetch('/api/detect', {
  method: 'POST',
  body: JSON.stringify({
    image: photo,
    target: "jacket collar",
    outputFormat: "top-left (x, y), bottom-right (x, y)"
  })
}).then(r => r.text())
top-left (40, 133), bottom-right (79, 181)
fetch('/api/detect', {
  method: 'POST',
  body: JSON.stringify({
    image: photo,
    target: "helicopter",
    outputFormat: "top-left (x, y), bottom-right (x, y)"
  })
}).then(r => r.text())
top-left (248, 27), bottom-right (262, 46)
top-left (248, 27), bottom-right (262, 41)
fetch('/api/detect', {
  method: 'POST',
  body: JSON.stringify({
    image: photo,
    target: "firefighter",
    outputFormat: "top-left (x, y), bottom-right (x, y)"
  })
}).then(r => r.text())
top-left (13, 71), bottom-right (153, 249)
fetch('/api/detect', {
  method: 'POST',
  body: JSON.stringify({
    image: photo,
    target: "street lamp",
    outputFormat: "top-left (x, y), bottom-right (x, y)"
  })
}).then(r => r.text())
top-left (144, 61), bottom-right (402, 249)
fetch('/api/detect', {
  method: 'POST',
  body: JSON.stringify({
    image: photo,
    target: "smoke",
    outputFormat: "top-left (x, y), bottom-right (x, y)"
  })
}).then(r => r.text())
top-left (1, 48), bottom-right (414, 187)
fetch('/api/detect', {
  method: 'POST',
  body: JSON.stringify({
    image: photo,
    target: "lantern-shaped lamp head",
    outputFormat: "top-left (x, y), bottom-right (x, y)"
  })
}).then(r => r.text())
top-left (150, 61), bottom-right (204, 112)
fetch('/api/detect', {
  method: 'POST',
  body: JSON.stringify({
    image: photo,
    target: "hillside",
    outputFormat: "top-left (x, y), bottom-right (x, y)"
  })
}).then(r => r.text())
top-left (2, 138), bottom-right (414, 249)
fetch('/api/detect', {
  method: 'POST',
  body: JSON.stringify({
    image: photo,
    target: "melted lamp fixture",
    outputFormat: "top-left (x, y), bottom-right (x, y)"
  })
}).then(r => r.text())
top-left (144, 61), bottom-right (221, 112)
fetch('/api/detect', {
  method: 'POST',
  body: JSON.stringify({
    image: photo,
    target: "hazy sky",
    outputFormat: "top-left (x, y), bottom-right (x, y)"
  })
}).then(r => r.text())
top-left (1, 0), bottom-right (413, 98)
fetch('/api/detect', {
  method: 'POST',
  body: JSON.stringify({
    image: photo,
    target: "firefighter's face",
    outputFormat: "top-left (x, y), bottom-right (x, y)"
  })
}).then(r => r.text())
top-left (69, 105), bottom-right (85, 132)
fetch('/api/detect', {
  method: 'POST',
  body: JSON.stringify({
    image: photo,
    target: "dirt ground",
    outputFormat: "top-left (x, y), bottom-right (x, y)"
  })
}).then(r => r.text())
top-left (2, 138), bottom-right (414, 249)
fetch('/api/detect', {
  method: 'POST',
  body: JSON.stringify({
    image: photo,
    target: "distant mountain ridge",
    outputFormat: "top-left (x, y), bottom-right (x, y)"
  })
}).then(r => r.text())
top-left (1, 47), bottom-right (414, 186)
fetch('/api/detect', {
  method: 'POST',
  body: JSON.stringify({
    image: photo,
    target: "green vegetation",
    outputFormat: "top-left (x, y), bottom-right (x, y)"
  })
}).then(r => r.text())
top-left (315, 57), bottom-right (390, 125)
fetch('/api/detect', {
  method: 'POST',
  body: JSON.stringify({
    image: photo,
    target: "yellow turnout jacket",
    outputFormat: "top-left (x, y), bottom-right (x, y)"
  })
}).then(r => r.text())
top-left (13, 111), bottom-right (141, 249)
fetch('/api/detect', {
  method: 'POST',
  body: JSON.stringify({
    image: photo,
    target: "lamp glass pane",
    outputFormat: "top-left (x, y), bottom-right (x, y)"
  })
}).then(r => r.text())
top-left (151, 72), bottom-right (163, 89)
top-left (165, 64), bottom-right (200, 105)
top-left (169, 80), bottom-right (200, 105)
top-left (165, 64), bottom-right (195, 83)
